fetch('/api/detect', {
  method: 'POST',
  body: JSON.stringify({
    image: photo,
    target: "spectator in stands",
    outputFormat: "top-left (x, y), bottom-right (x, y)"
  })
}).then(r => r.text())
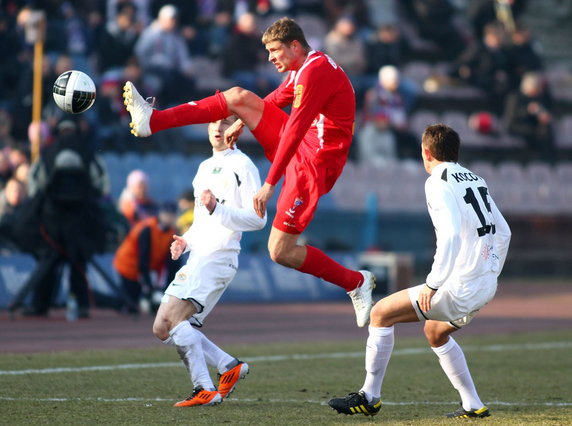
top-left (0, 109), bottom-right (17, 150)
top-left (118, 169), bottom-right (158, 226)
top-left (134, 4), bottom-right (195, 105)
top-left (399, 0), bottom-right (467, 61)
top-left (358, 65), bottom-right (419, 166)
top-left (505, 23), bottom-right (543, 91)
top-left (176, 188), bottom-right (195, 234)
top-left (295, 0), bottom-right (325, 16)
top-left (7, 146), bottom-right (28, 171)
top-left (174, 0), bottom-right (233, 59)
top-left (13, 161), bottom-right (30, 188)
top-left (467, 0), bottom-right (528, 40)
top-left (222, 12), bottom-right (278, 96)
top-left (365, 24), bottom-right (412, 76)
top-left (97, 2), bottom-right (139, 74)
top-left (504, 72), bottom-right (556, 163)
top-left (0, 13), bottom-right (21, 109)
top-left (46, 2), bottom-right (95, 74)
top-left (323, 0), bottom-right (369, 29)
top-left (450, 23), bottom-right (510, 111)
top-left (107, 0), bottom-right (150, 31)
top-left (324, 16), bottom-right (368, 99)
top-left (0, 177), bottom-right (26, 218)
top-left (0, 151), bottom-right (11, 189)
top-left (96, 74), bottom-right (128, 150)
top-left (113, 201), bottom-right (178, 314)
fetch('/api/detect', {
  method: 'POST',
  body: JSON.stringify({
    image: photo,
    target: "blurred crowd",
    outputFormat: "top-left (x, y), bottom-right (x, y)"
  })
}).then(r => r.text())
top-left (1, 0), bottom-right (567, 229)
top-left (0, 0), bottom-right (569, 315)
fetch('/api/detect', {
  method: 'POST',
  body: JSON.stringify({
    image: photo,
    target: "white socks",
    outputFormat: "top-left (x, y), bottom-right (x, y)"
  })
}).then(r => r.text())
top-left (360, 326), bottom-right (394, 402)
top-left (168, 322), bottom-right (237, 391)
top-left (196, 329), bottom-right (236, 374)
top-left (432, 336), bottom-right (484, 411)
top-left (170, 321), bottom-right (214, 390)
top-left (360, 327), bottom-right (484, 411)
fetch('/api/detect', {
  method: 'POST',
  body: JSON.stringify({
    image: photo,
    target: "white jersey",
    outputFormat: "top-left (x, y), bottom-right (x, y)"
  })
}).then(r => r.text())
top-left (182, 148), bottom-right (266, 255)
top-left (425, 162), bottom-right (511, 289)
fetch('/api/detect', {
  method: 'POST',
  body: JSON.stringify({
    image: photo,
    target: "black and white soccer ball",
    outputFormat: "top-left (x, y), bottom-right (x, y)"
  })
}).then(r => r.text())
top-left (52, 70), bottom-right (96, 114)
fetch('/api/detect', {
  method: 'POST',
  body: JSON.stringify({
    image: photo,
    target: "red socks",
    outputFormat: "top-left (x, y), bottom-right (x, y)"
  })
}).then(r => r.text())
top-left (150, 91), bottom-right (229, 134)
top-left (297, 245), bottom-right (363, 292)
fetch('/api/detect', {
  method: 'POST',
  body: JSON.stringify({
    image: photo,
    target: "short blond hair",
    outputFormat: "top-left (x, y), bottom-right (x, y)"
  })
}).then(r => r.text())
top-left (262, 17), bottom-right (310, 50)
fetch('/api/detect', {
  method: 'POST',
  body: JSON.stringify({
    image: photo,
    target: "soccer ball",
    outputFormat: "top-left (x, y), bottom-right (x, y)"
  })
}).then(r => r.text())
top-left (52, 70), bottom-right (96, 114)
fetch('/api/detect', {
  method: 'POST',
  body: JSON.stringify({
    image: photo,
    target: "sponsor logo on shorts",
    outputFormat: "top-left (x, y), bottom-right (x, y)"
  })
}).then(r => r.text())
top-left (283, 221), bottom-right (297, 228)
top-left (293, 84), bottom-right (303, 108)
top-left (285, 197), bottom-right (303, 218)
top-left (176, 272), bottom-right (187, 281)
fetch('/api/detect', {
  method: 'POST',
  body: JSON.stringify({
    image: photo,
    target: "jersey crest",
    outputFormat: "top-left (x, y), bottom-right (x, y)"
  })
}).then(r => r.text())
top-left (293, 84), bottom-right (304, 108)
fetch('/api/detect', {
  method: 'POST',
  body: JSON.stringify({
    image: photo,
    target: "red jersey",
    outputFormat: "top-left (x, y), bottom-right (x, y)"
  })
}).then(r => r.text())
top-left (263, 50), bottom-right (356, 185)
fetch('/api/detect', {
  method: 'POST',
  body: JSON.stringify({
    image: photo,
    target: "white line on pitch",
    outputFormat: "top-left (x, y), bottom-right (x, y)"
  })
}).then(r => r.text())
top-left (0, 396), bottom-right (570, 407)
top-left (0, 341), bottom-right (570, 376)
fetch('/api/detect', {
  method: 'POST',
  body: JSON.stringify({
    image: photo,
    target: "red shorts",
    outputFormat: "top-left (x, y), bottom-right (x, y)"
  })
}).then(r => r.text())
top-left (252, 101), bottom-right (345, 234)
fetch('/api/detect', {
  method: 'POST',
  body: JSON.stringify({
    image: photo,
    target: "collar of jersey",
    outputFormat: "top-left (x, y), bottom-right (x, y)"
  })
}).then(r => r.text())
top-left (212, 148), bottom-right (234, 158)
top-left (431, 161), bottom-right (456, 176)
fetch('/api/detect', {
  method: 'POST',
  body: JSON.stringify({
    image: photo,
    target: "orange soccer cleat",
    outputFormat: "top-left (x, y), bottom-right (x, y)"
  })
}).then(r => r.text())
top-left (217, 361), bottom-right (249, 398)
top-left (173, 387), bottom-right (222, 407)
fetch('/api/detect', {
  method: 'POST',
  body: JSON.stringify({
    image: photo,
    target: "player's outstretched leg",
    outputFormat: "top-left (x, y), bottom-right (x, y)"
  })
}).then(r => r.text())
top-left (446, 404), bottom-right (490, 419)
top-left (217, 360), bottom-right (249, 399)
top-left (173, 387), bottom-right (222, 407)
top-left (328, 391), bottom-right (382, 416)
top-left (123, 81), bottom-right (231, 137)
top-left (347, 271), bottom-right (376, 327)
top-left (123, 81), bottom-right (153, 137)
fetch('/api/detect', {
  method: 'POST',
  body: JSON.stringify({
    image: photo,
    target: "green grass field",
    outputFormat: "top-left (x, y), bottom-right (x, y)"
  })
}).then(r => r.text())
top-left (2, 330), bottom-right (571, 425)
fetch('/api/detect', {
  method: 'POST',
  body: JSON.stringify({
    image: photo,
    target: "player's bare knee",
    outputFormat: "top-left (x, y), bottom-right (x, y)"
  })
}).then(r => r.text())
top-left (268, 244), bottom-right (280, 263)
top-left (225, 87), bottom-right (253, 109)
top-left (268, 244), bottom-right (293, 267)
top-left (370, 301), bottom-right (390, 327)
top-left (152, 317), bottom-right (171, 341)
top-left (424, 323), bottom-right (449, 347)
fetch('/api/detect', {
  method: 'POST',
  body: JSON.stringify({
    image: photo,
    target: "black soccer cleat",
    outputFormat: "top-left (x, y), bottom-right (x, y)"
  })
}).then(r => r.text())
top-left (446, 404), bottom-right (491, 419)
top-left (328, 391), bottom-right (382, 416)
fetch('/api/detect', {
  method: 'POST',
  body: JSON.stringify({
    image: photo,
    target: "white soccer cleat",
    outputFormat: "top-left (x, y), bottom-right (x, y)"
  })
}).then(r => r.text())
top-left (348, 270), bottom-right (376, 327)
top-left (123, 81), bottom-right (153, 137)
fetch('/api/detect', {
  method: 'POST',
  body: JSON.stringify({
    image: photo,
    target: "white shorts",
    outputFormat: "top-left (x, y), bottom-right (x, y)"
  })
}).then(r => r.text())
top-left (163, 250), bottom-right (238, 327)
top-left (407, 272), bottom-right (498, 328)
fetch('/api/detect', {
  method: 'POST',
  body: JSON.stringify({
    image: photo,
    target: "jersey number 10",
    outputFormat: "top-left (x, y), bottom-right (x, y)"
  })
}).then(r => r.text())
top-left (463, 187), bottom-right (496, 237)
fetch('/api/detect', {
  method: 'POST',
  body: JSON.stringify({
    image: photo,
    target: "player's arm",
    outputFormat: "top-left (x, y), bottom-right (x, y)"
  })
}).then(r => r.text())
top-left (425, 179), bottom-right (462, 290)
top-left (207, 161), bottom-right (267, 231)
top-left (263, 73), bottom-right (295, 109)
top-left (489, 194), bottom-right (511, 273)
top-left (264, 67), bottom-right (331, 186)
top-left (224, 119), bottom-right (245, 149)
top-left (170, 234), bottom-right (187, 260)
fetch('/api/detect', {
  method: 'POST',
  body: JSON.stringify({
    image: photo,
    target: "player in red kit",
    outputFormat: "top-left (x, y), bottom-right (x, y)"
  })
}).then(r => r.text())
top-left (123, 17), bottom-right (375, 327)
